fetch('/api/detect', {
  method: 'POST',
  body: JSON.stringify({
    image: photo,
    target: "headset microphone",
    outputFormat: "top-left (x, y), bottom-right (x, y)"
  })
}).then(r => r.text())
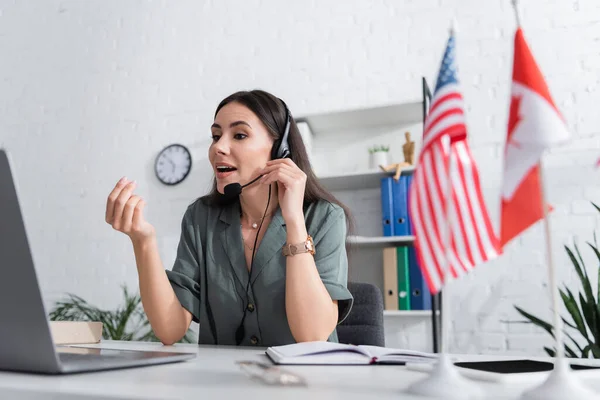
top-left (221, 174), bottom-right (264, 202)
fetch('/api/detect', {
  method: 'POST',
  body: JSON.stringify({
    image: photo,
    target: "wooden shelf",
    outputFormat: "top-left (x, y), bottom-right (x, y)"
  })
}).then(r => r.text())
top-left (318, 167), bottom-right (415, 191)
top-left (296, 101), bottom-right (423, 135)
top-left (383, 310), bottom-right (433, 317)
top-left (346, 235), bottom-right (414, 247)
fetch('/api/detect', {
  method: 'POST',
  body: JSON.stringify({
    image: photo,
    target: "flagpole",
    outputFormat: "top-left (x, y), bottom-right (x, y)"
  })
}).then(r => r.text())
top-left (406, 20), bottom-right (483, 399)
top-left (509, 0), bottom-right (572, 362)
top-left (511, 0), bottom-right (521, 27)
top-left (441, 138), bottom-right (454, 357)
top-left (519, 162), bottom-right (596, 400)
top-left (406, 138), bottom-right (482, 400)
top-left (511, 1), bottom-right (595, 398)
top-left (538, 161), bottom-right (565, 361)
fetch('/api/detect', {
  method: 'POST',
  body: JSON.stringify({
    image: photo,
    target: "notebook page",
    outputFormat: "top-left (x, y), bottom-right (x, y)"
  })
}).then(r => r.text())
top-left (268, 341), bottom-right (372, 360)
top-left (358, 345), bottom-right (437, 361)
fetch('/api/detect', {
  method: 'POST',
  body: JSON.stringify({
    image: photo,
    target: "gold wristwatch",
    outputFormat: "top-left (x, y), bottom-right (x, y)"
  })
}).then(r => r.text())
top-left (282, 235), bottom-right (315, 256)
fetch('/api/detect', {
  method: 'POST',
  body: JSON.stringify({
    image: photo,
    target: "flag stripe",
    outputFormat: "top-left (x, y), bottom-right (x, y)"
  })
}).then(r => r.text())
top-left (425, 98), bottom-right (464, 133)
top-left (409, 33), bottom-right (500, 294)
top-left (417, 149), bottom-right (446, 282)
top-left (423, 117), bottom-right (466, 151)
top-left (453, 145), bottom-right (484, 266)
top-left (412, 186), bottom-right (442, 288)
top-left (450, 165), bottom-right (477, 270)
top-left (456, 143), bottom-right (500, 256)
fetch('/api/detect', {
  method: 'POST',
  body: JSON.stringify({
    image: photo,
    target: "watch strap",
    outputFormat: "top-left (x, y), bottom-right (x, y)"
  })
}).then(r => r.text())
top-left (282, 235), bottom-right (315, 256)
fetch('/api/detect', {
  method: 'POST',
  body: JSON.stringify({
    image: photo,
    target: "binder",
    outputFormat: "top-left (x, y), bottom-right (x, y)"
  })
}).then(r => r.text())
top-left (382, 247), bottom-right (399, 310)
top-left (391, 175), bottom-right (410, 236)
top-left (407, 247), bottom-right (431, 310)
top-left (396, 247), bottom-right (411, 310)
top-left (406, 174), bottom-right (414, 233)
top-left (380, 177), bottom-right (394, 236)
top-left (405, 174), bottom-right (432, 310)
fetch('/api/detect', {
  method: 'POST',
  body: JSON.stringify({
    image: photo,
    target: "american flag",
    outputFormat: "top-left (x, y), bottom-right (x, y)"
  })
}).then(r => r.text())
top-left (408, 31), bottom-right (501, 294)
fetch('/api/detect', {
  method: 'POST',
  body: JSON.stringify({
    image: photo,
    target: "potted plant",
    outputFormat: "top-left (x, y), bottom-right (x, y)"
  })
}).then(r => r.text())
top-left (49, 285), bottom-right (196, 343)
top-left (369, 145), bottom-right (390, 169)
top-left (513, 202), bottom-right (600, 358)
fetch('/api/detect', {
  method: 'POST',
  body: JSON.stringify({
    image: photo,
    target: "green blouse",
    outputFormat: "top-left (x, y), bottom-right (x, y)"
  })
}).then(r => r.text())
top-left (165, 196), bottom-right (354, 347)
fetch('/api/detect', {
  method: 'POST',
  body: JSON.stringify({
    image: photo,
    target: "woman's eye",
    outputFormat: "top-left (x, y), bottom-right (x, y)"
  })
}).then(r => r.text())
top-left (211, 135), bottom-right (220, 142)
top-left (234, 133), bottom-right (248, 140)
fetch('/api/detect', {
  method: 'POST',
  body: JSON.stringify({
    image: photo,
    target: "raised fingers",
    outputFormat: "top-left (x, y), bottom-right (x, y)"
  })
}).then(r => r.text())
top-left (121, 195), bottom-right (142, 233)
top-left (260, 168), bottom-right (297, 187)
top-left (111, 181), bottom-right (137, 230)
top-left (132, 198), bottom-right (146, 229)
top-left (106, 177), bottom-right (129, 223)
top-left (260, 161), bottom-right (296, 177)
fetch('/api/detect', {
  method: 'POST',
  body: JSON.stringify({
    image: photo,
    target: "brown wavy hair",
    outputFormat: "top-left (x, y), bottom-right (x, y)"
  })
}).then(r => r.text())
top-left (205, 89), bottom-right (354, 235)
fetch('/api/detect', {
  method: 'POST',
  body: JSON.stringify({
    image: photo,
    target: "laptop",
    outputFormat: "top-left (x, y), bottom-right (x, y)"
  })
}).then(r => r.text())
top-left (0, 149), bottom-right (196, 374)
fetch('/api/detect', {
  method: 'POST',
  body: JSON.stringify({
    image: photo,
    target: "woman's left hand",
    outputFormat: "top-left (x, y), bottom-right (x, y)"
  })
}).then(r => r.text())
top-left (259, 159), bottom-right (306, 225)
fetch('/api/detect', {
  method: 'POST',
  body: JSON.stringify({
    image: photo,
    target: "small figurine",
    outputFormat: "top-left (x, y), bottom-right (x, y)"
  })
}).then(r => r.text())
top-left (379, 131), bottom-right (415, 181)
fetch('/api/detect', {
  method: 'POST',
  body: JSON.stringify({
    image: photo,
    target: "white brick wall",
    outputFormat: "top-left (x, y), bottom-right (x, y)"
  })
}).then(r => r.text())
top-left (2, 0), bottom-right (600, 356)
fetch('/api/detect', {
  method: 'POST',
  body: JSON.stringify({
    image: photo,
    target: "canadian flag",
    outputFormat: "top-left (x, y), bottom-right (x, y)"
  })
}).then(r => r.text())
top-left (500, 28), bottom-right (570, 247)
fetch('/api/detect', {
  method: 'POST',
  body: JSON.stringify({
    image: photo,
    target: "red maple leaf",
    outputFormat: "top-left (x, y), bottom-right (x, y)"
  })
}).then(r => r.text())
top-left (507, 95), bottom-right (523, 148)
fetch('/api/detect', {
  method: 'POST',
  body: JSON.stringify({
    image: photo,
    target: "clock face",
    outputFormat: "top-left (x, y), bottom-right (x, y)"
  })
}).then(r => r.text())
top-left (154, 144), bottom-right (192, 185)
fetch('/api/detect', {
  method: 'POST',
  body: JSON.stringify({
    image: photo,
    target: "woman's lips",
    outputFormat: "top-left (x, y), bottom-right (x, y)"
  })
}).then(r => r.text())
top-left (216, 170), bottom-right (236, 179)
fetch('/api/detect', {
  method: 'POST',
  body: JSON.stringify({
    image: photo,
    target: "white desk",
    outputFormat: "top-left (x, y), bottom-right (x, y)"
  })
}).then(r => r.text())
top-left (0, 340), bottom-right (599, 399)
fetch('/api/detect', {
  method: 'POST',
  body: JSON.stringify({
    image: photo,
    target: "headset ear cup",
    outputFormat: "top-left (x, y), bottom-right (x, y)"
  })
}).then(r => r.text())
top-left (271, 139), bottom-right (281, 160)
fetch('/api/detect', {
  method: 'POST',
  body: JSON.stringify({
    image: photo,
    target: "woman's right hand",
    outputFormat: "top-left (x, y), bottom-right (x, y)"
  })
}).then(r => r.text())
top-left (105, 177), bottom-right (156, 243)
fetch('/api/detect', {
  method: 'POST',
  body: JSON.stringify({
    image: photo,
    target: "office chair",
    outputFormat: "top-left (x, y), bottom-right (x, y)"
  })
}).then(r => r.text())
top-left (337, 282), bottom-right (385, 346)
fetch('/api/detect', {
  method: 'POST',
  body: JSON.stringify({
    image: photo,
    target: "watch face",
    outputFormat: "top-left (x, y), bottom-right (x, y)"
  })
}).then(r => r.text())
top-left (154, 144), bottom-right (192, 185)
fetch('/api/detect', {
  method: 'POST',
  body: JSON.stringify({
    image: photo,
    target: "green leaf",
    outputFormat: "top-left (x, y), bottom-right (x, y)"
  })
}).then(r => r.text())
top-left (114, 286), bottom-right (140, 340)
top-left (583, 345), bottom-right (591, 358)
top-left (562, 317), bottom-right (577, 330)
top-left (587, 240), bottom-right (600, 306)
top-left (514, 306), bottom-right (554, 337)
top-left (581, 341), bottom-right (600, 359)
top-left (561, 288), bottom-right (588, 339)
top-left (566, 244), bottom-right (595, 307)
top-left (588, 343), bottom-right (600, 358)
top-left (565, 344), bottom-right (579, 358)
top-left (579, 292), bottom-right (599, 344)
top-left (544, 347), bottom-right (556, 357)
top-left (564, 331), bottom-right (584, 354)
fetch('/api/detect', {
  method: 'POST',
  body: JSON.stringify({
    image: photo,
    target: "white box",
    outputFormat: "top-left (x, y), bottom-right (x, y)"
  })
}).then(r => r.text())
top-left (49, 321), bottom-right (103, 345)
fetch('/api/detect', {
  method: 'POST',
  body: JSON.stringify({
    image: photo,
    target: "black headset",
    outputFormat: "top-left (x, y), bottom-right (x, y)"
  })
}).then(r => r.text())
top-left (221, 101), bottom-right (291, 201)
top-left (231, 99), bottom-right (291, 345)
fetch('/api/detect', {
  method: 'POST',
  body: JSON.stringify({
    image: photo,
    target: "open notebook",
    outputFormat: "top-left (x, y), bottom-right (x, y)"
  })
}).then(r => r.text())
top-left (266, 341), bottom-right (437, 365)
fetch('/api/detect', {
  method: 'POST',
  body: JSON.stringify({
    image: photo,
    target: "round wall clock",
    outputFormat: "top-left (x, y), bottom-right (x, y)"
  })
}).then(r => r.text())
top-left (154, 144), bottom-right (192, 185)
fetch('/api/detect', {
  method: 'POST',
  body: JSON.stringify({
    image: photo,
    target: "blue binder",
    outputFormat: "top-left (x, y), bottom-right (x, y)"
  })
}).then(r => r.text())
top-left (407, 247), bottom-right (431, 310)
top-left (391, 175), bottom-right (410, 236)
top-left (380, 177), bottom-right (394, 236)
top-left (405, 174), bottom-right (432, 310)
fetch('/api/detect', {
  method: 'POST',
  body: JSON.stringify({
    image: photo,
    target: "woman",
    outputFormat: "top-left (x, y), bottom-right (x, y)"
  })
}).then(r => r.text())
top-left (105, 90), bottom-right (354, 346)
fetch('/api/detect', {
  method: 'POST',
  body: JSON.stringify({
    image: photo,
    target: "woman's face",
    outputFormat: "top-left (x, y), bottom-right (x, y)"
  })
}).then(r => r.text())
top-left (209, 102), bottom-right (274, 194)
